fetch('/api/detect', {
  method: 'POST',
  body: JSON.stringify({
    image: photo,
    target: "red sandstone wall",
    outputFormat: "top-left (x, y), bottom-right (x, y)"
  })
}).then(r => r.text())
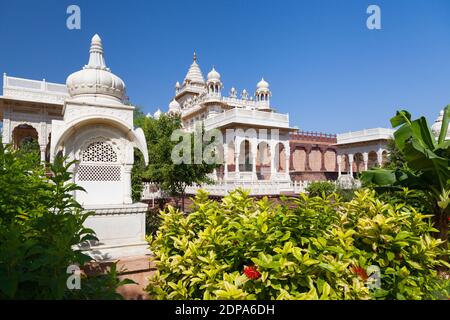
top-left (288, 131), bottom-right (338, 181)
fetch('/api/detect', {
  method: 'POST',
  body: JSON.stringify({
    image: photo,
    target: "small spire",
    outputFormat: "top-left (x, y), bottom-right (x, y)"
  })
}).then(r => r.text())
top-left (193, 51), bottom-right (197, 62)
top-left (86, 33), bottom-right (107, 70)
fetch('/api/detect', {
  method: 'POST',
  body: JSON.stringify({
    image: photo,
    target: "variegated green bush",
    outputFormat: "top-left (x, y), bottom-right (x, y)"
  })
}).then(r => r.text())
top-left (147, 189), bottom-right (449, 300)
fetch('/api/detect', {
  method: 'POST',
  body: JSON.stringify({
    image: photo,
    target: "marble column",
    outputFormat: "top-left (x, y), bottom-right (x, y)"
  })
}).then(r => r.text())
top-left (223, 143), bottom-right (228, 180)
top-left (39, 145), bottom-right (46, 163)
top-left (363, 152), bottom-right (369, 171)
top-left (252, 152), bottom-right (257, 180)
top-left (337, 155), bottom-right (342, 177)
top-left (284, 143), bottom-right (290, 175)
top-left (270, 142), bottom-right (276, 177)
top-left (348, 154), bottom-right (354, 176)
top-left (123, 164), bottom-right (133, 204)
top-left (377, 150), bottom-right (383, 167)
top-left (235, 152), bottom-right (240, 175)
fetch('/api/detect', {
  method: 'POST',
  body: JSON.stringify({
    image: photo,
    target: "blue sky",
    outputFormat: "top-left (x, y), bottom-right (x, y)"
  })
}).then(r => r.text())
top-left (1, 0), bottom-right (450, 133)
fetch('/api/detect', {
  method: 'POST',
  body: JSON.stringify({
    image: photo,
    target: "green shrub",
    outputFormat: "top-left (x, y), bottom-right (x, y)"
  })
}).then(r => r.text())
top-left (335, 186), bottom-right (357, 202)
top-left (147, 189), bottom-right (449, 300)
top-left (305, 181), bottom-right (336, 197)
top-left (0, 145), bottom-right (127, 299)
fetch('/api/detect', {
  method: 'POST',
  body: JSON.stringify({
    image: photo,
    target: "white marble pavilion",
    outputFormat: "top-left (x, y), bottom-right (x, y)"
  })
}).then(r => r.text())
top-left (0, 35), bottom-right (150, 260)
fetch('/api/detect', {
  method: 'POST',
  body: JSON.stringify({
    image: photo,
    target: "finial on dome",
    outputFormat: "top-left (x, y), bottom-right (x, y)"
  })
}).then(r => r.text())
top-left (184, 51), bottom-right (205, 84)
top-left (86, 33), bottom-right (107, 70)
top-left (92, 34), bottom-right (102, 43)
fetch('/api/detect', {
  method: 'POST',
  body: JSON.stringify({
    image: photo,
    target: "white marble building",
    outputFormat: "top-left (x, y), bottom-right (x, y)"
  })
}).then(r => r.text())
top-left (159, 54), bottom-right (296, 195)
top-left (0, 35), bottom-right (149, 260)
top-left (335, 128), bottom-right (394, 177)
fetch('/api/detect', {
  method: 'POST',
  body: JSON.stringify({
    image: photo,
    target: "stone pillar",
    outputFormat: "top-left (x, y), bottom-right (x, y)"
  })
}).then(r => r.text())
top-left (284, 143), bottom-right (290, 176)
top-left (270, 142), bottom-right (276, 177)
top-left (348, 154), bottom-right (354, 176)
top-left (363, 152), bottom-right (369, 171)
top-left (123, 164), bottom-right (133, 204)
top-left (337, 155), bottom-right (342, 177)
top-left (320, 147), bottom-right (327, 171)
top-left (235, 152), bottom-right (240, 175)
top-left (39, 145), bottom-right (46, 163)
top-left (223, 143), bottom-right (228, 180)
top-left (305, 146), bottom-right (312, 171)
top-left (289, 143), bottom-right (295, 171)
top-left (377, 150), bottom-right (383, 167)
top-left (252, 152), bottom-right (257, 180)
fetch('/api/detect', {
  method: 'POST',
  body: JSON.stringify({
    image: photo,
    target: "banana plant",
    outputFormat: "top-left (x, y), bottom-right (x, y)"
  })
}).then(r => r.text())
top-left (361, 105), bottom-right (450, 244)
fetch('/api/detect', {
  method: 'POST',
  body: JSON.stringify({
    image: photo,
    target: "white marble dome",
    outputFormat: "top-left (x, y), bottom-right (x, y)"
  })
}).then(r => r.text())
top-left (168, 99), bottom-right (181, 114)
top-left (257, 78), bottom-right (269, 90)
top-left (431, 109), bottom-right (450, 140)
top-left (207, 67), bottom-right (221, 81)
top-left (66, 34), bottom-right (125, 102)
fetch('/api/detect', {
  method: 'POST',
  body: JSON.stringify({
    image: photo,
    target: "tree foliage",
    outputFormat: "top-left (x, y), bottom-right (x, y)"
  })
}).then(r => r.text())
top-left (361, 106), bottom-right (450, 243)
top-left (305, 181), bottom-right (336, 197)
top-left (134, 111), bottom-right (218, 208)
top-left (0, 145), bottom-right (129, 299)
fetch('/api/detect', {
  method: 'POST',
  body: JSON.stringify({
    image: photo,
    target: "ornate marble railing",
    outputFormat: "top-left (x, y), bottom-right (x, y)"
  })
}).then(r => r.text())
top-left (203, 108), bottom-right (290, 130)
top-left (185, 180), bottom-right (294, 196)
top-left (337, 128), bottom-right (394, 145)
top-left (2, 74), bottom-right (68, 105)
top-left (141, 178), bottom-right (364, 200)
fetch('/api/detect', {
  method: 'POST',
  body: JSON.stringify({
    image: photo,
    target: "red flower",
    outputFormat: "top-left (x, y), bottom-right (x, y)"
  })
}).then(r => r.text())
top-left (350, 266), bottom-right (368, 281)
top-left (243, 265), bottom-right (261, 280)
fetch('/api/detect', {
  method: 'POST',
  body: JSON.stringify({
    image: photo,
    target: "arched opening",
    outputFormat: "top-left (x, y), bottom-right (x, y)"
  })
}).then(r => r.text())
top-left (292, 147), bottom-right (306, 171)
top-left (309, 147), bottom-right (321, 171)
top-left (353, 153), bottom-right (364, 173)
top-left (368, 151), bottom-right (378, 169)
top-left (340, 154), bottom-right (349, 173)
top-left (239, 139), bottom-right (252, 172)
top-left (12, 124), bottom-right (38, 149)
top-left (324, 150), bottom-right (336, 171)
top-left (273, 142), bottom-right (286, 173)
top-left (256, 141), bottom-right (271, 180)
top-left (226, 139), bottom-right (236, 173)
